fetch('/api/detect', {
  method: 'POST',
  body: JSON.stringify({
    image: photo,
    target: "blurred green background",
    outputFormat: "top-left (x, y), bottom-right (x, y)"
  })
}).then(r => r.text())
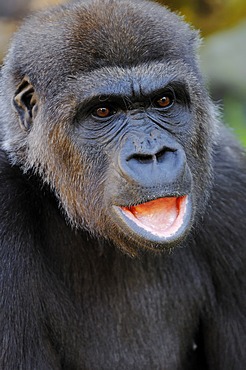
top-left (0, 0), bottom-right (245, 144)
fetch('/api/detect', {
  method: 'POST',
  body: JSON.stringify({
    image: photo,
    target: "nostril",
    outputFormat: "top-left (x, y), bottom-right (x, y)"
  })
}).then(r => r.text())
top-left (129, 153), bottom-right (154, 164)
top-left (155, 148), bottom-right (171, 163)
top-left (156, 147), bottom-right (176, 163)
top-left (156, 148), bottom-right (166, 162)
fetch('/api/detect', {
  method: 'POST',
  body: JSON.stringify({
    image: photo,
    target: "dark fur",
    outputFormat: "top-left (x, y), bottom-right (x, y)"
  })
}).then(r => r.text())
top-left (0, 0), bottom-right (246, 369)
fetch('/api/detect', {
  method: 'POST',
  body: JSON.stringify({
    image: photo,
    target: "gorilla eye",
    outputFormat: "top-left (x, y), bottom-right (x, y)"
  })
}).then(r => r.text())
top-left (155, 95), bottom-right (174, 109)
top-left (92, 106), bottom-right (116, 119)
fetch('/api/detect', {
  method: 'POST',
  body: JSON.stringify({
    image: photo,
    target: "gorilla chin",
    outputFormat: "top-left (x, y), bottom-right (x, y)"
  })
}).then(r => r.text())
top-left (113, 195), bottom-right (192, 249)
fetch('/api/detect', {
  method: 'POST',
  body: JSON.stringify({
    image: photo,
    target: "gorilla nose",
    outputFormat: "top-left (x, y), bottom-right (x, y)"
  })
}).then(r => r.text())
top-left (118, 139), bottom-right (188, 187)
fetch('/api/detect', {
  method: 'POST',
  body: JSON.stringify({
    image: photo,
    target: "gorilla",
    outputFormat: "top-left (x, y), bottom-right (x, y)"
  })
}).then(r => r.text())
top-left (0, 0), bottom-right (245, 369)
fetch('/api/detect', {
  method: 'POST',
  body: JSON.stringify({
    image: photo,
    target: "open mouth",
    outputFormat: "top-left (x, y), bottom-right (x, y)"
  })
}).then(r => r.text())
top-left (120, 196), bottom-right (188, 238)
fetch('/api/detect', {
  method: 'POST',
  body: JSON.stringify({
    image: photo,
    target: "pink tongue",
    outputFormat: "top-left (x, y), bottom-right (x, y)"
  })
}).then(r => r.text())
top-left (126, 197), bottom-right (178, 232)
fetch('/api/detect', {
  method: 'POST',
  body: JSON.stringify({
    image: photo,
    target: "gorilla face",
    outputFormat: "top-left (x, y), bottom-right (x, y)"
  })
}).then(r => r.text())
top-left (69, 64), bottom-right (213, 254)
top-left (72, 65), bottom-right (195, 250)
top-left (1, 0), bottom-right (215, 254)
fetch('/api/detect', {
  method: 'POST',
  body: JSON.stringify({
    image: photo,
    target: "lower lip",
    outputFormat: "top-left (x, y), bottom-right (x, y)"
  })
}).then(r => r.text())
top-left (120, 195), bottom-right (188, 239)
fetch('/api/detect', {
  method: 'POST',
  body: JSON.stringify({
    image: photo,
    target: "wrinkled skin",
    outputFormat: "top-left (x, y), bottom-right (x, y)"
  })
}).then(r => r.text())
top-left (0, 0), bottom-right (246, 369)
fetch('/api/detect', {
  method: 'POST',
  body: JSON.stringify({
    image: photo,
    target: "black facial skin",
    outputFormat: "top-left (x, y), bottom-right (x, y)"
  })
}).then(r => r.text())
top-left (0, 0), bottom-right (246, 369)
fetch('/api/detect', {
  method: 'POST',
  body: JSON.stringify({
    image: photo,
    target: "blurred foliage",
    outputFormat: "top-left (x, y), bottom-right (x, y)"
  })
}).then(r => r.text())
top-left (222, 96), bottom-right (246, 147)
top-left (0, 0), bottom-right (245, 144)
top-left (199, 21), bottom-right (246, 146)
top-left (160, 0), bottom-right (246, 35)
top-left (159, 0), bottom-right (246, 145)
top-left (0, 0), bottom-right (65, 61)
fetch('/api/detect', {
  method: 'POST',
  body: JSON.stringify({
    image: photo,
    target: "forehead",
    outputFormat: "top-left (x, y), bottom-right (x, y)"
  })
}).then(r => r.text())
top-left (73, 63), bottom-right (183, 97)
top-left (7, 0), bottom-right (199, 95)
top-left (59, 1), bottom-right (197, 71)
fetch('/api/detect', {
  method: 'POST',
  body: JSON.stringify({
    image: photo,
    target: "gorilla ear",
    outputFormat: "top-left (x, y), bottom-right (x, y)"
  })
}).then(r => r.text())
top-left (13, 77), bottom-right (38, 131)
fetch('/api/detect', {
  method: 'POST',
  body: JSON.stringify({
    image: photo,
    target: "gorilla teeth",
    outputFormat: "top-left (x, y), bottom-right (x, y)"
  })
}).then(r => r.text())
top-left (121, 196), bottom-right (188, 238)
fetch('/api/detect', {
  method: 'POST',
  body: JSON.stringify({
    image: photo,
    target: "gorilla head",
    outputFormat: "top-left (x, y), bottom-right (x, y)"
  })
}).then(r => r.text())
top-left (0, 0), bottom-right (216, 255)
